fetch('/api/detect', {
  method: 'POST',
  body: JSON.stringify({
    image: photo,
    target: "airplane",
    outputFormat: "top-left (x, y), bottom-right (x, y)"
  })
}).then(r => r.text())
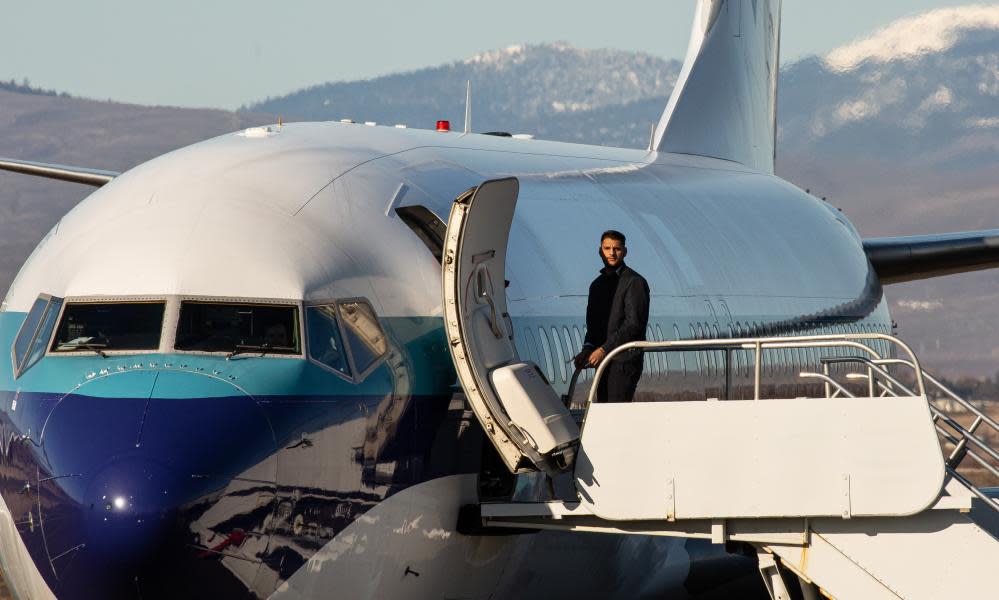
top-left (1, 1), bottom-right (998, 598)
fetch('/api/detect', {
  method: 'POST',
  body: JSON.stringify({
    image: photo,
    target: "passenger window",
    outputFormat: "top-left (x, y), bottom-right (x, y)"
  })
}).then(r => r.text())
top-left (53, 302), bottom-right (165, 353)
top-left (571, 326), bottom-right (585, 380)
top-left (551, 326), bottom-right (567, 383)
top-left (537, 327), bottom-right (554, 383)
top-left (645, 326), bottom-right (657, 376)
top-left (306, 305), bottom-right (351, 375)
top-left (674, 324), bottom-right (686, 376)
top-left (655, 324), bottom-right (666, 377)
top-left (522, 328), bottom-right (540, 370)
top-left (338, 301), bottom-right (387, 374)
top-left (711, 324), bottom-right (722, 376)
top-left (561, 326), bottom-right (574, 361)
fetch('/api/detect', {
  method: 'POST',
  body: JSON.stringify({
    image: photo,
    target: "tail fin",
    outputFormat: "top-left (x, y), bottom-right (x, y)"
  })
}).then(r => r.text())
top-left (653, 0), bottom-right (781, 173)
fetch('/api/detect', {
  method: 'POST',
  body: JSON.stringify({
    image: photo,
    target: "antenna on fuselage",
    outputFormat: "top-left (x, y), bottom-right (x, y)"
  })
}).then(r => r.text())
top-left (463, 80), bottom-right (472, 135)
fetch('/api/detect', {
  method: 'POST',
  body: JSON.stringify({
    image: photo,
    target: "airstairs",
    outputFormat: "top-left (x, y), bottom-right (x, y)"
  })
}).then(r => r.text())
top-left (466, 334), bottom-right (999, 600)
top-left (442, 179), bottom-right (999, 598)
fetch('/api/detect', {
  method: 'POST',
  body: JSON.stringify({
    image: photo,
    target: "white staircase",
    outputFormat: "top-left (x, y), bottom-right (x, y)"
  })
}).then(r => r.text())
top-left (468, 333), bottom-right (999, 599)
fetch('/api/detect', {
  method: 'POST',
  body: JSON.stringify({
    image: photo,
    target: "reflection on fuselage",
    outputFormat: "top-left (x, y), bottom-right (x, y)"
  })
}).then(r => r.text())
top-left (517, 315), bottom-right (895, 405)
top-left (0, 303), bottom-right (893, 598)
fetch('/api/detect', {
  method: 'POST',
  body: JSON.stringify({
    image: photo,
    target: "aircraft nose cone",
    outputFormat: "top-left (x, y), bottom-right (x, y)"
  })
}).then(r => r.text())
top-left (36, 369), bottom-right (278, 599)
top-left (80, 455), bottom-right (180, 559)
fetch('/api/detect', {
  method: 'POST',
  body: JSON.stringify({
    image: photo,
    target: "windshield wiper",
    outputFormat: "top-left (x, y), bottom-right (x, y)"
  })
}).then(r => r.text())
top-left (56, 342), bottom-right (108, 358)
top-left (226, 344), bottom-right (295, 360)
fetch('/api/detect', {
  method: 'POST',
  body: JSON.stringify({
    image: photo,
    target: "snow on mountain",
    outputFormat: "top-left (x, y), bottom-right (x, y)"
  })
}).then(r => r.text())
top-left (3, 7), bottom-right (999, 374)
top-left (825, 5), bottom-right (999, 71)
top-left (248, 43), bottom-right (679, 136)
top-left (777, 7), bottom-right (999, 168)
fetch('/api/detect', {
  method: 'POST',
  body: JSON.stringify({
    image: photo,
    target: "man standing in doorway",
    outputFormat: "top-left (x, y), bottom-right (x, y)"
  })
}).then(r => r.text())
top-left (574, 230), bottom-right (650, 402)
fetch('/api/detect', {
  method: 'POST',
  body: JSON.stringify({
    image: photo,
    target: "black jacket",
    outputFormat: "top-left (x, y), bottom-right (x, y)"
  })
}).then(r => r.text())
top-left (583, 263), bottom-right (650, 364)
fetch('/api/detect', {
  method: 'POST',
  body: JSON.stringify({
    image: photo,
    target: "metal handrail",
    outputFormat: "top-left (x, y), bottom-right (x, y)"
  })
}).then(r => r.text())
top-left (876, 358), bottom-right (999, 438)
top-left (575, 332), bottom-right (999, 515)
top-left (823, 356), bottom-right (999, 467)
top-left (823, 356), bottom-right (999, 466)
top-left (585, 333), bottom-right (924, 407)
top-left (821, 356), bottom-right (999, 513)
top-left (946, 467), bottom-right (999, 511)
top-left (799, 372), bottom-right (856, 398)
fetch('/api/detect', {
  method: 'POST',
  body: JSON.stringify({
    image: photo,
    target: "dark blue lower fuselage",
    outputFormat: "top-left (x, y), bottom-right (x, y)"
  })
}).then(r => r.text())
top-left (0, 306), bottom-right (890, 598)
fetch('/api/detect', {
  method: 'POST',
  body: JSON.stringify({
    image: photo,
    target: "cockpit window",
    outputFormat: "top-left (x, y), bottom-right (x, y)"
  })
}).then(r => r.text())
top-left (338, 301), bottom-right (387, 374)
top-left (13, 297), bottom-right (49, 371)
top-left (175, 302), bottom-right (300, 355)
top-left (25, 297), bottom-right (62, 366)
top-left (12, 294), bottom-right (62, 376)
top-left (51, 302), bottom-right (165, 353)
top-left (305, 305), bottom-right (350, 375)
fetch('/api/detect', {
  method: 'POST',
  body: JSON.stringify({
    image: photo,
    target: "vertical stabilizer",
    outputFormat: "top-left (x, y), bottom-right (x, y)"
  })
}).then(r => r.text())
top-left (653, 0), bottom-right (781, 173)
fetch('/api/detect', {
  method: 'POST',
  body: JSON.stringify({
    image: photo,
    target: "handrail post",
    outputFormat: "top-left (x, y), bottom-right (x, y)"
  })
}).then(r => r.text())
top-left (753, 341), bottom-right (762, 400)
top-left (822, 362), bottom-right (831, 399)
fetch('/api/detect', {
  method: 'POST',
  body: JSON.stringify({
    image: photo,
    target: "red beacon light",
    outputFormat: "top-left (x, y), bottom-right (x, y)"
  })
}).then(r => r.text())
top-left (436, 120), bottom-right (450, 132)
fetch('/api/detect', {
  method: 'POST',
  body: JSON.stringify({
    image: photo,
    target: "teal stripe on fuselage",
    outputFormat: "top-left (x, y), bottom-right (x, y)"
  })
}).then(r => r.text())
top-left (0, 308), bottom-right (892, 401)
top-left (0, 313), bottom-right (450, 399)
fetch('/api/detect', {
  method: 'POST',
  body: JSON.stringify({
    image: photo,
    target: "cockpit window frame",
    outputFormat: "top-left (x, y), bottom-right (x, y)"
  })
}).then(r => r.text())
top-left (44, 296), bottom-right (169, 358)
top-left (11, 293), bottom-right (58, 378)
top-left (304, 301), bottom-right (354, 383)
top-left (37, 295), bottom-right (307, 360)
top-left (169, 296), bottom-right (305, 359)
top-left (304, 297), bottom-right (388, 383)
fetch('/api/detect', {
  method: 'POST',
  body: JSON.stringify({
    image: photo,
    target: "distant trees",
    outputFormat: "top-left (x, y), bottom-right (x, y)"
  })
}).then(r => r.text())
top-left (933, 372), bottom-right (999, 402)
top-left (0, 78), bottom-right (64, 97)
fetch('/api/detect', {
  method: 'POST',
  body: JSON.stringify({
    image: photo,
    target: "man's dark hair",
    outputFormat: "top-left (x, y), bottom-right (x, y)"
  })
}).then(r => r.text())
top-left (601, 230), bottom-right (626, 245)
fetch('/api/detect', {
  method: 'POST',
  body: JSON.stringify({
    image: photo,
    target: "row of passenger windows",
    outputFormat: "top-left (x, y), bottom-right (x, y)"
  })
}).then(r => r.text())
top-left (520, 320), bottom-right (893, 386)
top-left (10, 296), bottom-right (388, 380)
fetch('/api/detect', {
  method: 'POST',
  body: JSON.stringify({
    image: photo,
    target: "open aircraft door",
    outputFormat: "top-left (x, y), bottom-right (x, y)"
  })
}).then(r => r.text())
top-left (443, 178), bottom-right (579, 475)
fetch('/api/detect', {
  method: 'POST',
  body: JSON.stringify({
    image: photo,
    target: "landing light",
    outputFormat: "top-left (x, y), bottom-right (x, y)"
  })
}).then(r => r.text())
top-left (436, 120), bottom-right (450, 132)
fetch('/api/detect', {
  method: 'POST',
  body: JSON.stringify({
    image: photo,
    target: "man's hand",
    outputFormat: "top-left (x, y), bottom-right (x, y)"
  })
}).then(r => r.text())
top-left (572, 350), bottom-right (589, 369)
top-left (586, 347), bottom-right (607, 367)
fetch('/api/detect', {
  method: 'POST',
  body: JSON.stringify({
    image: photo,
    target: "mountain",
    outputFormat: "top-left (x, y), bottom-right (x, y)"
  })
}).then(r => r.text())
top-left (775, 7), bottom-right (999, 376)
top-left (2, 6), bottom-right (999, 376)
top-left (780, 6), bottom-right (999, 169)
top-left (248, 43), bottom-right (680, 138)
top-left (0, 90), bottom-right (274, 302)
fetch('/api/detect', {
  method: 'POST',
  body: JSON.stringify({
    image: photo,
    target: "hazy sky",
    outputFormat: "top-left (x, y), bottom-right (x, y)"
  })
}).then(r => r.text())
top-left (1, 1), bottom-right (985, 109)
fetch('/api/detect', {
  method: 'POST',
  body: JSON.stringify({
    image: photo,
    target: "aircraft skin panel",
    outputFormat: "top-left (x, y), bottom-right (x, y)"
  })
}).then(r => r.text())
top-left (0, 121), bottom-right (886, 599)
top-left (0, 306), bottom-right (795, 598)
top-left (267, 473), bottom-right (743, 600)
top-left (0, 490), bottom-right (55, 599)
top-left (3, 126), bottom-right (864, 321)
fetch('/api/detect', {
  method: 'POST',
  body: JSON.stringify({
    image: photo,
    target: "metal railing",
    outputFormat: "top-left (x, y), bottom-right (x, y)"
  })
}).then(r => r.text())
top-left (815, 355), bottom-right (999, 514)
top-left (584, 332), bottom-right (925, 406)
top-left (576, 332), bottom-right (998, 515)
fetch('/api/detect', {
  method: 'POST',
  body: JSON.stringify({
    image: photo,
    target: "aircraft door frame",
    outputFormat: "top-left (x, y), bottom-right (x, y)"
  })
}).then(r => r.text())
top-left (442, 178), bottom-right (579, 475)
